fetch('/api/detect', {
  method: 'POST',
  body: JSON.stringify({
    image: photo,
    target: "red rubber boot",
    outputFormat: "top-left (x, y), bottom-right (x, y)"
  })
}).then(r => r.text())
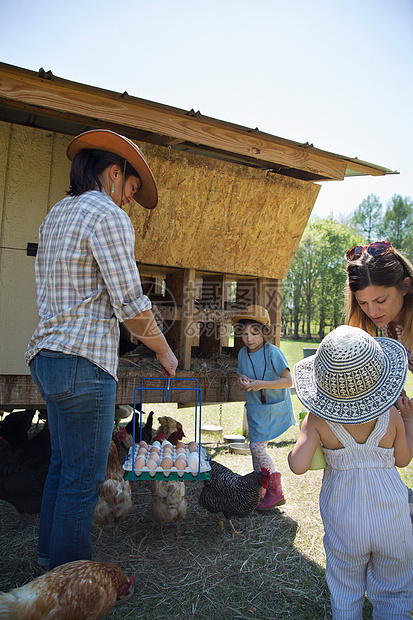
top-left (256, 472), bottom-right (285, 510)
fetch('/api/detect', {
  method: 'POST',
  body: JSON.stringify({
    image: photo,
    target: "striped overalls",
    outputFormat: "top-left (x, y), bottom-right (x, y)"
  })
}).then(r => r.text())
top-left (320, 411), bottom-right (413, 619)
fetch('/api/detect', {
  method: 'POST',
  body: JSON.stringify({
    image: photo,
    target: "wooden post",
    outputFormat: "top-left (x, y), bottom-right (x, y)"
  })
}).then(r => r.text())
top-left (180, 268), bottom-right (196, 370)
top-left (257, 278), bottom-right (281, 346)
top-left (165, 270), bottom-right (184, 353)
top-left (199, 274), bottom-right (224, 357)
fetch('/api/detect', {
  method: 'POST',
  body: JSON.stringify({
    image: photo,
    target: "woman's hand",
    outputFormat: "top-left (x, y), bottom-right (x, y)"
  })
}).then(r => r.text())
top-left (125, 310), bottom-right (178, 376)
top-left (157, 348), bottom-right (178, 377)
top-left (398, 395), bottom-right (413, 423)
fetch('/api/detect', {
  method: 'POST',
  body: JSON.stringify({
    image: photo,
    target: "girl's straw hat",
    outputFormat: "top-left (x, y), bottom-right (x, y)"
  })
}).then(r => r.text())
top-left (66, 129), bottom-right (158, 209)
top-left (232, 305), bottom-right (274, 335)
top-left (293, 325), bottom-right (407, 424)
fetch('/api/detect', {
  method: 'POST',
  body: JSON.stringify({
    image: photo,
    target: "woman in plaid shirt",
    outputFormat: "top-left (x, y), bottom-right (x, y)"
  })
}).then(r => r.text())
top-left (26, 130), bottom-right (178, 570)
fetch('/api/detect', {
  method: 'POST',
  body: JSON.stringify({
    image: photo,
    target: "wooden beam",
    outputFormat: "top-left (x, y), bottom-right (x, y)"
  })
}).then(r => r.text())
top-left (0, 65), bottom-right (349, 180)
top-left (180, 268), bottom-right (196, 370)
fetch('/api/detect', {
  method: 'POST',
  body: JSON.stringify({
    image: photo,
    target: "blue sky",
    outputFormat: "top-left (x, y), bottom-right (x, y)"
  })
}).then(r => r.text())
top-left (2, 0), bottom-right (412, 220)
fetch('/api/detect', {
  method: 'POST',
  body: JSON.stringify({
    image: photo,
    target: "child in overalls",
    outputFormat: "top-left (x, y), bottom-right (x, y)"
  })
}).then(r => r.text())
top-left (289, 325), bottom-right (413, 619)
top-left (232, 305), bottom-right (295, 509)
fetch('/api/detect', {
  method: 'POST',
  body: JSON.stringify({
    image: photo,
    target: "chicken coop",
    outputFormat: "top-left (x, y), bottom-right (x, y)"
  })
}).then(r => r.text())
top-left (0, 62), bottom-right (395, 408)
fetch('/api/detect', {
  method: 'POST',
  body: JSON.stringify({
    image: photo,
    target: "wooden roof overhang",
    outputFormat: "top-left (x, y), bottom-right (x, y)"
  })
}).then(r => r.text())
top-left (0, 62), bottom-right (397, 182)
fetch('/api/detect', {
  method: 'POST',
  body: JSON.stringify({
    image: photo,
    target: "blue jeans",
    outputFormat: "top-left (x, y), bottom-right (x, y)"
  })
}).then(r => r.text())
top-left (30, 350), bottom-right (116, 569)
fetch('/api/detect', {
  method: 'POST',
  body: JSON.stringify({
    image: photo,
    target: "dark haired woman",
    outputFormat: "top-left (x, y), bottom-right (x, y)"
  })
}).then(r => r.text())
top-left (346, 240), bottom-right (413, 520)
top-left (232, 305), bottom-right (295, 509)
top-left (26, 130), bottom-right (178, 570)
top-left (346, 241), bottom-right (413, 372)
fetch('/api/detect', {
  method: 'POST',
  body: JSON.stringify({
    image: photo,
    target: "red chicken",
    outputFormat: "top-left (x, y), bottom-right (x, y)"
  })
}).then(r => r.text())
top-left (0, 560), bottom-right (134, 619)
top-left (93, 429), bottom-right (132, 542)
top-left (151, 428), bottom-right (185, 446)
top-left (156, 415), bottom-right (184, 438)
top-left (199, 460), bottom-right (271, 537)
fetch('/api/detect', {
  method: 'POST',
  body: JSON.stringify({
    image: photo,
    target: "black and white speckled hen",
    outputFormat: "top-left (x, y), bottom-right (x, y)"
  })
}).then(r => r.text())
top-left (198, 460), bottom-right (271, 537)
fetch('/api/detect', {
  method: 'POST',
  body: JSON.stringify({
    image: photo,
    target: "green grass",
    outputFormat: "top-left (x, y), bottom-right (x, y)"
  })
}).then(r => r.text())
top-left (280, 338), bottom-right (320, 369)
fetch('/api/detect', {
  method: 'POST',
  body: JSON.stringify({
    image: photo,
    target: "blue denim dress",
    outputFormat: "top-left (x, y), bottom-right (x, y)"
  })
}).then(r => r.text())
top-left (237, 343), bottom-right (295, 442)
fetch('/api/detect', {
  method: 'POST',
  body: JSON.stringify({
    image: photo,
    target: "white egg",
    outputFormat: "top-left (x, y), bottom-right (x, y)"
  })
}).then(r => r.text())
top-left (188, 459), bottom-right (199, 472)
top-left (187, 451), bottom-right (199, 459)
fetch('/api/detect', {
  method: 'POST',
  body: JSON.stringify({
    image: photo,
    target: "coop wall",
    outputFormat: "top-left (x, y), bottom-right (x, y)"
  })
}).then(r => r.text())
top-left (0, 121), bottom-right (318, 377)
top-left (125, 143), bottom-right (320, 279)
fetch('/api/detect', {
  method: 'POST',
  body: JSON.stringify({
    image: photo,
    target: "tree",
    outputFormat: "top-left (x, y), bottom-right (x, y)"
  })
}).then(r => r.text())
top-left (311, 218), bottom-right (363, 337)
top-left (299, 224), bottom-right (322, 339)
top-left (283, 241), bottom-right (305, 339)
top-left (350, 194), bottom-right (382, 242)
top-left (282, 217), bottom-right (363, 340)
top-left (379, 194), bottom-right (413, 259)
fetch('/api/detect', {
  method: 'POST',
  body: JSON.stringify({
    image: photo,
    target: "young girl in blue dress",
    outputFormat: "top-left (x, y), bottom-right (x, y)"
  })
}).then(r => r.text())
top-left (232, 305), bottom-right (295, 509)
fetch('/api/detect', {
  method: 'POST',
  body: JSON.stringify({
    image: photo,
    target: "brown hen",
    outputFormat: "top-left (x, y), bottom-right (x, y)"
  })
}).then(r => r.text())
top-left (93, 429), bottom-right (132, 542)
top-left (0, 560), bottom-right (134, 619)
top-left (148, 479), bottom-right (187, 539)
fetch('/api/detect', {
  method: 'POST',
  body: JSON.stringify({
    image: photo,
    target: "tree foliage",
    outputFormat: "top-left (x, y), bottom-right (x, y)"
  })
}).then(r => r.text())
top-left (350, 194), bottom-right (382, 242)
top-left (380, 194), bottom-right (413, 259)
top-left (282, 194), bottom-right (413, 339)
top-left (282, 216), bottom-right (362, 339)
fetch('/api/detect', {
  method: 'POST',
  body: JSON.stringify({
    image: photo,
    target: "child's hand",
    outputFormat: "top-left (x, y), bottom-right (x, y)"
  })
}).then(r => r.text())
top-left (238, 374), bottom-right (252, 388)
top-left (397, 395), bottom-right (413, 422)
top-left (245, 379), bottom-right (263, 392)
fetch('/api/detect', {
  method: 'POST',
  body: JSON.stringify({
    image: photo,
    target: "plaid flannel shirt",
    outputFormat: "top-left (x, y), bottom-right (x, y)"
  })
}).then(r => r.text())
top-left (25, 189), bottom-right (151, 380)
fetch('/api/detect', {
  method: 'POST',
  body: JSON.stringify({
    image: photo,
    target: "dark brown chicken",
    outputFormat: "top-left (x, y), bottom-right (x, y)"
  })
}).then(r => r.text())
top-left (0, 437), bottom-right (48, 529)
top-left (0, 410), bottom-right (36, 450)
top-left (0, 560), bottom-right (134, 619)
top-left (16, 422), bottom-right (51, 469)
top-left (125, 410), bottom-right (154, 445)
top-left (199, 460), bottom-right (271, 537)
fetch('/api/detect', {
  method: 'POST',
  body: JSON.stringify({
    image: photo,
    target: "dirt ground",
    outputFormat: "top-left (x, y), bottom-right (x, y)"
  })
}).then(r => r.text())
top-left (0, 427), bottom-right (380, 620)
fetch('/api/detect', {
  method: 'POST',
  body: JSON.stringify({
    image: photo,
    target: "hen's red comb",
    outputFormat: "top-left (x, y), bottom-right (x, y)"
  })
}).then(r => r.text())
top-left (261, 467), bottom-right (271, 477)
top-left (153, 433), bottom-right (166, 442)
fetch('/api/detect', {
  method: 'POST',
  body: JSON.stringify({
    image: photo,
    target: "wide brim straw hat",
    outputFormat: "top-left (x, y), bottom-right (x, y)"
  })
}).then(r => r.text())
top-left (293, 325), bottom-right (407, 424)
top-left (231, 305), bottom-right (274, 336)
top-left (66, 129), bottom-right (158, 209)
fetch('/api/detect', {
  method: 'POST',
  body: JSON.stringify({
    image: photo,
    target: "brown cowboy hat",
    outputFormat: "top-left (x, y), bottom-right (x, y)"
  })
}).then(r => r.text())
top-left (232, 305), bottom-right (274, 335)
top-left (66, 129), bottom-right (158, 209)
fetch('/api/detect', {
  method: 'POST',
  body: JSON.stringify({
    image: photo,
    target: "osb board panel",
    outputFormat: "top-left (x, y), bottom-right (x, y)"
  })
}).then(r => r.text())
top-left (126, 144), bottom-right (320, 279)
